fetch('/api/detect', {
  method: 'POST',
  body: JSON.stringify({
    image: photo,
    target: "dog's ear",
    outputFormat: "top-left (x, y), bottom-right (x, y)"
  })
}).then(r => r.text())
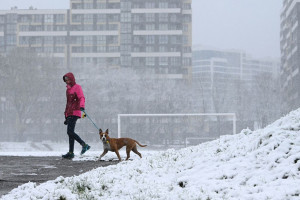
top-left (99, 129), bottom-right (103, 133)
top-left (105, 129), bottom-right (109, 134)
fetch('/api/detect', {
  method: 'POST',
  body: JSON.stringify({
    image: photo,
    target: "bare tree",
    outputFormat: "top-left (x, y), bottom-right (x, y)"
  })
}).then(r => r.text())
top-left (0, 48), bottom-right (59, 141)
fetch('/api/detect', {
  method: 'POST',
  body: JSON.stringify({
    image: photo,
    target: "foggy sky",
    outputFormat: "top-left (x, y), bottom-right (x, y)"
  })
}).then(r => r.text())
top-left (0, 0), bottom-right (282, 59)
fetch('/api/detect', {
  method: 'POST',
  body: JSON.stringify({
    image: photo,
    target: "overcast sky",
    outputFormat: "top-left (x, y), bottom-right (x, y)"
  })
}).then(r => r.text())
top-left (0, 0), bottom-right (282, 59)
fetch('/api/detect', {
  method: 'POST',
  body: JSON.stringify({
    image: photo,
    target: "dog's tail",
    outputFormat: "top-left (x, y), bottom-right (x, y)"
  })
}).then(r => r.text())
top-left (135, 140), bottom-right (147, 147)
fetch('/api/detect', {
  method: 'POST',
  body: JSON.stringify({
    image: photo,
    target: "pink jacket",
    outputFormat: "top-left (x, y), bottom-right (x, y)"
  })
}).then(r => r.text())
top-left (63, 72), bottom-right (85, 118)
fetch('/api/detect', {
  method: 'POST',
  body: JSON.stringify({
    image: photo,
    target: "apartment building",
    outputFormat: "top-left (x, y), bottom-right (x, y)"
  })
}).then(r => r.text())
top-left (192, 46), bottom-right (280, 112)
top-left (280, 0), bottom-right (300, 112)
top-left (193, 47), bottom-right (279, 84)
top-left (0, 0), bottom-right (192, 79)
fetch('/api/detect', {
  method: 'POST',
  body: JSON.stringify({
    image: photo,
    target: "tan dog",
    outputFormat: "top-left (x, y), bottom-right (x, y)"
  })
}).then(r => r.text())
top-left (99, 129), bottom-right (147, 161)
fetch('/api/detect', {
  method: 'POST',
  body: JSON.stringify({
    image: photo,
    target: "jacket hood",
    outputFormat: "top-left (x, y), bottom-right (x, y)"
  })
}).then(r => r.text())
top-left (63, 72), bottom-right (76, 86)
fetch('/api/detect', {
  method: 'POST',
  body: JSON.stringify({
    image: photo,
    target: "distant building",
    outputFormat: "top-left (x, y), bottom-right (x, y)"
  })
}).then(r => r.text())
top-left (0, 0), bottom-right (192, 79)
top-left (280, 0), bottom-right (300, 112)
top-left (192, 46), bottom-right (280, 112)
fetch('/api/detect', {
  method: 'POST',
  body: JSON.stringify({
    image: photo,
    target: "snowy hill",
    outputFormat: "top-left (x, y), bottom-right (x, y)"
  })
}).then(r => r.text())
top-left (2, 109), bottom-right (300, 200)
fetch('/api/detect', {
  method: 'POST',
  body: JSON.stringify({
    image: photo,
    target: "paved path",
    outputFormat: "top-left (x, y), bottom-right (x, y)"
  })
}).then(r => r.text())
top-left (0, 156), bottom-right (118, 197)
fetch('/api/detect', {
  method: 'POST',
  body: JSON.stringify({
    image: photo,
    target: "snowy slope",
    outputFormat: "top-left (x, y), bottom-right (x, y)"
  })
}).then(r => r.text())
top-left (2, 109), bottom-right (300, 200)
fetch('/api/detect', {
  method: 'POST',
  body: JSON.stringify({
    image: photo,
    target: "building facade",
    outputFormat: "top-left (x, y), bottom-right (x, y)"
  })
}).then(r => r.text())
top-left (280, 0), bottom-right (300, 112)
top-left (192, 46), bottom-right (280, 113)
top-left (193, 46), bottom-right (279, 87)
top-left (0, 0), bottom-right (192, 79)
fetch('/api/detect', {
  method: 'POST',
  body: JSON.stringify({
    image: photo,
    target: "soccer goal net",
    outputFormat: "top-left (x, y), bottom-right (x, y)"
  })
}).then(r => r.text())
top-left (118, 113), bottom-right (236, 149)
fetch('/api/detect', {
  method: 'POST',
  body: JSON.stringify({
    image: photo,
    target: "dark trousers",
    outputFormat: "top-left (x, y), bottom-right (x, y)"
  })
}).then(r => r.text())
top-left (66, 116), bottom-right (85, 153)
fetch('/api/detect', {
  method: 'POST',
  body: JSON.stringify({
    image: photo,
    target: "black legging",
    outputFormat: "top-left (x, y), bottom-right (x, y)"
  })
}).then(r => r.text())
top-left (66, 116), bottom-right (85, 153)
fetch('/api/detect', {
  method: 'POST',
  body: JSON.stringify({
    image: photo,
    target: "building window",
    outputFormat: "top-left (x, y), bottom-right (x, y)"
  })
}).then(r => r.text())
top-left (183, 3), bottom-right (191, 10)
top-left (121, 24), bottom-right (131, 33)
top-left (121, 2), bottom-right (131, 10)
top-left (84, 14), bottom-right (93, 23)
top-left (7, 14), bottom-right (17, 23)
top-left (121, 34), bottom-right (131, 44)
top-left (146, 13), bottom-right (155, 22)
top-left (159, 13), bottom-right (168, 22)
top-left (183, 36), bottom-right (189, 45)
top-left (96, 3), bottom-right (106, 9)
top-left (46, 25), bottom-right (53, 31)
top-left (0, 16), bottom-right (4, 23)
top-left (97, 14), bottom-right (106, 22)
top-left (146, 24), bottom-right (155, 30)
top-left (6, 35), bottom-right (16, 45)
top-left (56, 14), bottom-right (65, 23)
top-left (19, 36), bottom-right (29, 45)
top-left (108, 46), bottom-right (119, 52)
top-left (54, 46), bottom-right (64, 53)
top-left (96, 36), bottom-right (106, 45)
top-left (108, 24), bottom-right (118, 30)
top-left (121, 56), bottom-right (131, 65)
top-left (83, 46), bottom-right (93, 53)
top-left (183, 58), bottom-right (191, 66)
top-left (84, 24), bottom-right (93, 31)
top-left (44, 36), bottom-right (53, 45)
top-left (44, 47), bottom-right (53, 53)
top-left (84, 3), bottom-right (93, 9)
top-left (0, 36), bottom-right (4, 46)
top-left (71, 36), bottom-right (82, 45)
top-left (84, 36), bottom-right (93, 45)
top-left (33, 15), bottom-right (43, 23)
top-left (146, 46), bottom-right (154, 52)
top-left (121, 45), bottom-right (131, 52)
top-left (97, 46), bottom-right (106, 52)
top-left (183, 24), bottom-right (189, 32)
top-left (133, 14), bottom-right (142, 23)
top-left (56, 25), bottom-right (66, 31)
top-left (145, 2), bottom-right (155, 8)
top-left (146, 35), bottom-right (155, 44)
top-left (170, 57), bottom-right (180, 66)
top-left (72, 3), bottom-right (83, 9)
top-left (183, 15), bottom-right (191, 23)
top-left (56, 36), bottom-right (66, 44)
top-left (6, 24), bottom-right (16, 34)
top-left (45, 15), bottom-right (54, 23)
top-left (19, 15), bottom-right (31, 23)
top-left (121, 13), bottom-right (131, 22)
top-left (146, 57), bottom-right (155, 66)
top-left (19, 25), bottom-right (28, 32)
top-left (107, 36), bottom-right (118, 44)
top-left (72, 14), bottom-right (83, 23)
top-left (159, 24), bottom-right (168, 30)
top-left (159, 57), bottom-right (168, 65)
top-left (159, 2), bottom-right (168, 8)
top-left (159, 46), bottom-right (167, 52)
top-left (159, 35), bottom-right (168, 44)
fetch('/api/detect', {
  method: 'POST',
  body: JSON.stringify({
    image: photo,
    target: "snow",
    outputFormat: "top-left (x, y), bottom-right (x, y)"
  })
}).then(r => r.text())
top-left (2, 108), bottom-right (300, 199)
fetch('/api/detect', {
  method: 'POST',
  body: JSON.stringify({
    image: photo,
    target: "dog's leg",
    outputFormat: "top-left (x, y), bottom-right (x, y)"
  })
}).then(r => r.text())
top-left (115, 150), bottom-right (122, 161)
top-left (125, 146), bottom-right (132, 160)
top-left (99, 149), bottom-right (108, 160)
top-left (132, 145), bottom-right (142, 158)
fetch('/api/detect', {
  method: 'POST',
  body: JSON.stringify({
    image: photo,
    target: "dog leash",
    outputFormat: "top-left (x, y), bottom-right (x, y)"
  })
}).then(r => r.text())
top-left (82, 110), bottom-right (99, 130)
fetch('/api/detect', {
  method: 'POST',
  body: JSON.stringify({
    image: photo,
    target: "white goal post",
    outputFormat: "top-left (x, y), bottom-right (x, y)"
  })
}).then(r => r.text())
top-left (117, 113), bottom-right (236, 138)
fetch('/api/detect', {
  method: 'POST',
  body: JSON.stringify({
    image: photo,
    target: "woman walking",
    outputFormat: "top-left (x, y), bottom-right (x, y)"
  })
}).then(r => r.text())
top-left (62, 72), bottom-right (90, 159)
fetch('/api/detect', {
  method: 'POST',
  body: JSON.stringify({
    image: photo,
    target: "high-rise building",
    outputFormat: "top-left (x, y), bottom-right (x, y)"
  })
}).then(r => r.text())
top-left (280, 0), bottom-right (300, 112)
top-left (0, 0), bottom-right (192, 79)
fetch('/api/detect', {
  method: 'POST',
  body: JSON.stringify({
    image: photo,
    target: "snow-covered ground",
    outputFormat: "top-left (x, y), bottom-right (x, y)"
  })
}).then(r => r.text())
top-left (0, 141), bottom-right (157, 161)
top-left (2, 108), bottom-right (300, 199)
